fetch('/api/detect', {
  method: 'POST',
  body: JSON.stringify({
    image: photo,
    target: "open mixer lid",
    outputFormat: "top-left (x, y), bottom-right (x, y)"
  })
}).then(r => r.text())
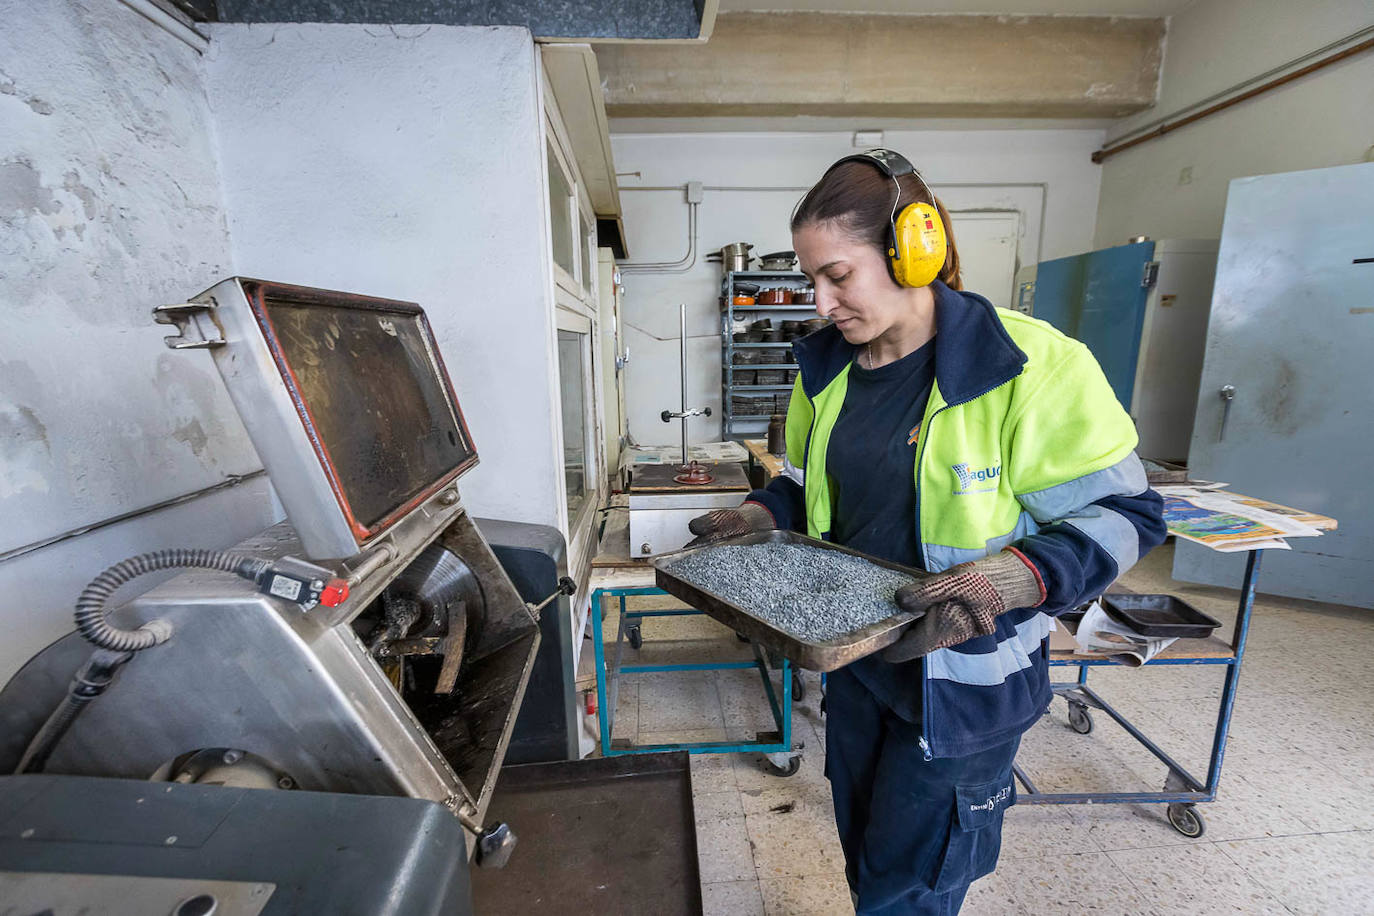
top-left (156, 278), bottom-right (478, 560)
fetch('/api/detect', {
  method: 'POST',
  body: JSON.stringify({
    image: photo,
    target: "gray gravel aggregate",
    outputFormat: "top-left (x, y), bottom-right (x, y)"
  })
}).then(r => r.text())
top-left (666, 542), bottom-right (918, 641)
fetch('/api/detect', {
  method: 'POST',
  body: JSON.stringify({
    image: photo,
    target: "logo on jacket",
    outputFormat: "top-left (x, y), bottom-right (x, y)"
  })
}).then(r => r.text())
top-left (907, 424), bottom-right (921, 446)
top-left (952, 462), bottom-right (1001, 495)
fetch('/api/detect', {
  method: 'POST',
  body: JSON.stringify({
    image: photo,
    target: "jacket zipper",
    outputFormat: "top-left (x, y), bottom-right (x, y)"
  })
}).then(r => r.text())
top-left (914, 376), bottom-right (1019, 760)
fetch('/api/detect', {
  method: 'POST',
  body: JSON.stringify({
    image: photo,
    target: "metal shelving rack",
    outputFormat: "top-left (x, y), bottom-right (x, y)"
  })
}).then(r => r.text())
top-left (721, 270), bottom-right (817, 441)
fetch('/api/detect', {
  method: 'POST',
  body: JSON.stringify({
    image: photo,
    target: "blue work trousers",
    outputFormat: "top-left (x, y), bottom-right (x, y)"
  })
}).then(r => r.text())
top-left (825, 666), bottom-right (1020, 916)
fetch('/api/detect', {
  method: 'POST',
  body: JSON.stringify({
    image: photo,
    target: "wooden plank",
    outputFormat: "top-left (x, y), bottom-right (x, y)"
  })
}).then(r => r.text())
top-left (742, 438), bottom-right (784, 481)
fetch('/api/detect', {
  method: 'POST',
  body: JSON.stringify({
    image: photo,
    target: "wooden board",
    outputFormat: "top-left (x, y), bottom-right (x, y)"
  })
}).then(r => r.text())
top-left (743, 438), bottom-right (785, 480)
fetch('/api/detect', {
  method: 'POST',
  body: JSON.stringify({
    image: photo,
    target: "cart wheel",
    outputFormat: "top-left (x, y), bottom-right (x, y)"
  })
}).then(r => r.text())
top-left (1067, 702), bottom-right (1094, 735)
top-left (627, 625), bottom-right (643, 650)
top-left (1167, 803), bottom-right (1206, 838)
top-left (791, 670), bottom-right (806, 702)
top-left (766, 756), bottom-right (803, 778)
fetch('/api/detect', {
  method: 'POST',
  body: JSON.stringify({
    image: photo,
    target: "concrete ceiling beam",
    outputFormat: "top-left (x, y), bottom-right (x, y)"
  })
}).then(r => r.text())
top-left (597, 13), bottom-right (1165, 120)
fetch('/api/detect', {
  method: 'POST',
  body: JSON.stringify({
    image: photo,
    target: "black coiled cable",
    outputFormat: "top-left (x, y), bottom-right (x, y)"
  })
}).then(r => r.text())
top-left (74, 549), bottom-right (268, 651)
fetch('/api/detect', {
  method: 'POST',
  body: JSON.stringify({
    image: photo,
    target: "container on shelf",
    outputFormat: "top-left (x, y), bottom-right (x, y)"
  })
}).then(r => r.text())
top-left (756, 369), bottom-right (785, 385)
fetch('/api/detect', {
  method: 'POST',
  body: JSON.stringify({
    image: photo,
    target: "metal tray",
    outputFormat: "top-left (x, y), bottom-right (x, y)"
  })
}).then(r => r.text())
top-left (1100, 593), bottom-right (1222, 638)
top-left (651, 530), bottom-right (928, 672)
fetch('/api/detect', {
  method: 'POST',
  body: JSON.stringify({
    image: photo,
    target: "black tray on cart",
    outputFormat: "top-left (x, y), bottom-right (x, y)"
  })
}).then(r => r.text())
top-left (1100, 593), bottom-right (1222, 638)
top-left (651, 530), bottom-right (929, 672)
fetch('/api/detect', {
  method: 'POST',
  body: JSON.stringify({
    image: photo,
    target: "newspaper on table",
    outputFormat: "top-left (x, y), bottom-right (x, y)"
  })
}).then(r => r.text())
top-left (1154, 487), bottom-right (1324, 553)
top-left (1073, 600), bottom-right (1176, 667)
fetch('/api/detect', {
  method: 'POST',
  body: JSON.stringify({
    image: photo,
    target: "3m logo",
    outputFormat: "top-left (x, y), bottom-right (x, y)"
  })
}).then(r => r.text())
top-left (952, 462), bottom-right (1001, 495)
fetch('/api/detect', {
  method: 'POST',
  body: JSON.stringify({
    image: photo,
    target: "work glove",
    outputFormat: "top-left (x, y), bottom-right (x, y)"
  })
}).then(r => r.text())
top-left (882, 550), bottom-right (1046, 662)
top-left (685, 501), bottom-right (775, 547)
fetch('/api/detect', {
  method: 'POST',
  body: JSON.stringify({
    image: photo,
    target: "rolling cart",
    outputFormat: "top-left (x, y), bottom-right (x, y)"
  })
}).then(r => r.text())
top-left (1017, 492), bottom-right (1337, 836)
top-left (590, 587), bottom-right (804, 777)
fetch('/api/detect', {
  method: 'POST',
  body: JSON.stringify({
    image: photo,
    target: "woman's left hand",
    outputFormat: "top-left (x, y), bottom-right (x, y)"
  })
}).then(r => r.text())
top-left (882, 551), bottom-right (1045, 662)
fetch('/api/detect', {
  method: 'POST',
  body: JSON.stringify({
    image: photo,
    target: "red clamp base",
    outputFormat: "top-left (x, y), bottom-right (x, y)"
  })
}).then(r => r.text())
top-left (674, 461), bottom-right (715, 485)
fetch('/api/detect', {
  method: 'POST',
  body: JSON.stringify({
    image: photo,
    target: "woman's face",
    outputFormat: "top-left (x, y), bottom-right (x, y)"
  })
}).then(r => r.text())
top-left (793, 219), bottom-right (908, 345)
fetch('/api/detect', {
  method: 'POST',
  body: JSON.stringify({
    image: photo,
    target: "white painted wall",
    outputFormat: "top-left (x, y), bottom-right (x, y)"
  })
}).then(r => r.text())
top-left (610, 129), bottom-right (1106, 446)
top-left (0, 0), bottom-right (280, 681)
top-left (204, 23), bottom-right (562, 531)
top-left (1094, 0), bottom-right (1374, 244)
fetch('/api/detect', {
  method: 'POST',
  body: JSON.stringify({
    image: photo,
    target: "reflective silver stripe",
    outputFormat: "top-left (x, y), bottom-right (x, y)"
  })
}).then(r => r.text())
top-left (1064, 504), bottom-right (1139, 574)
top-left (781, 454), bottom-right (804, 486)
top-left (925, 512), bottom-right (1038, 572)
top-left (1016, 452), bottom-right (1148, 524)
top-left (927, 613), bottom-right (1055, 686)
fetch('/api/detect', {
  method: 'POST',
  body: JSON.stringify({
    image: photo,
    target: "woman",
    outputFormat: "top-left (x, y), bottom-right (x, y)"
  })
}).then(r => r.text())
top-left (690, 150), bottom-right (1166, 914)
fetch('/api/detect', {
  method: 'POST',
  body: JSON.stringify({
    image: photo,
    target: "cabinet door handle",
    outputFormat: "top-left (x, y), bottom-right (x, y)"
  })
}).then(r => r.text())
top-left (1218, 385), bottom-right (1236, 441)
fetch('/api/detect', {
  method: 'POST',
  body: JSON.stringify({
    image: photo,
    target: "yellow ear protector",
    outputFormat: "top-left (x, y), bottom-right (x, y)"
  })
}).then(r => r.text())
top-left (827, 148), bottom-right (947, 288)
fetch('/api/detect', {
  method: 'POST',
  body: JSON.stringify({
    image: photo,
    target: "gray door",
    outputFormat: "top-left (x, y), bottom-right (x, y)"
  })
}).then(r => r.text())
top-left (1174, 163), bottom-right (1374, 607)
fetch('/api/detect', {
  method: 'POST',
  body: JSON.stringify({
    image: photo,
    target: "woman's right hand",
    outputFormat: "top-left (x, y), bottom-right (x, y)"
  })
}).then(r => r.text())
top-left (685, 501), bottom-right (775, 547)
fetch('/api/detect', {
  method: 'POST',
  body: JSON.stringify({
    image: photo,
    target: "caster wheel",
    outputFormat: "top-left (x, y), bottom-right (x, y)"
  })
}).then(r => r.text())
top-left (1167, 803), bottom-right (1206, 838)
top-left (791, 671), bottom-right (806, 703)
top-left (766, 756), bottom-right (802, 777)
top-left (627, 625), bottom-right (643, 650)
top-left (1067, 703), bottom-right (1094, 735)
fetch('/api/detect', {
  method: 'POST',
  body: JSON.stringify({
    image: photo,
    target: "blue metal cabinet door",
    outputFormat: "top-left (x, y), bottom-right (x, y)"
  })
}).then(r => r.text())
top-left (1175, 162), bottom-right (1374, 607)
top-left (1033, 241), bottom-right (1154, 410)
top-left (1029, 251), bottom-right (1086, 339)
top-left (1077, 241), bottom-right (1155, 410)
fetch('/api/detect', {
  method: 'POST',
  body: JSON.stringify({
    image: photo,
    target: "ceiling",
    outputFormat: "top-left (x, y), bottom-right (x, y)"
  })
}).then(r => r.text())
top-left (716, 0), bottom-right (1199, 15)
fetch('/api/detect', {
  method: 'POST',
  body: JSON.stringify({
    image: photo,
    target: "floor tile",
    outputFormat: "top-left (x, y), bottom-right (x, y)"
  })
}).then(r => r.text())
top-left (999, 803), bottom-right (1096, 859)
top-left (690, 748), bottom-right (739, 794)
top-left (758, 873), bottom-right (853, 916)
top-left (1071, 803), bottom-right (1208, 853)
top-left (695, 789), bottom-right (746, 824)
top-left (609, 674), bottom-right (638, 742)
top-left (1218, 831), bottom-right (1374, 916)
top-left (996, 851), bottom-right (1155, 914)
top-left (697, 815), bottom-right (758, 884)
top-left (746, 807), bottom-right (848, 880)
top-left (738, 780), bottom-right (836, 819)
top-left (703, 879), bottom-right (767, 916)
top-left (638, 727), bottom-right (728, 748)
top-left (718, 667), bottom-right (784, 732)
top-left (1106, 842), bottom-right (1289, 914)
top-left (638, 670), bottom-right (725, 733)
top-left (961, 868), bottom-right (1029, 915)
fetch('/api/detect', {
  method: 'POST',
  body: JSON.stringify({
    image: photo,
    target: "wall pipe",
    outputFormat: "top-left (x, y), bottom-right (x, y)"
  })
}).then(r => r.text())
top-left (620, 181), bottom-right (1050, 268)
top-left (1093, 32), bottom-right (1374, 163)
top-left (618, 195), bottom-right (700, 273)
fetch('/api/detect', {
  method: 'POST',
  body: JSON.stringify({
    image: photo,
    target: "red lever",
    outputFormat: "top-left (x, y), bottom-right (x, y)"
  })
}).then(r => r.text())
top-left (319, 578), bottom-right (350, 608)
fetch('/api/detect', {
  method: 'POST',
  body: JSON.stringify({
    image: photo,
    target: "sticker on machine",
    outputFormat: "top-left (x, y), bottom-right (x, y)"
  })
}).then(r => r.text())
top-left (269, 575), bottom-right (303, 601)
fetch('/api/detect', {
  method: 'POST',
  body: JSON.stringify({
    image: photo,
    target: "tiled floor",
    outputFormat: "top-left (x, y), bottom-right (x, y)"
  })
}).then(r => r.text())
top-left (595, 542), bottom-right (1374, 914)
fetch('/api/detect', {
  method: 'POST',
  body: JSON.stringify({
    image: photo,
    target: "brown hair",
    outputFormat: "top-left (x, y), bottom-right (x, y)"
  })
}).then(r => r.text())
top-left (791, 160), bottom-right (963, 290)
